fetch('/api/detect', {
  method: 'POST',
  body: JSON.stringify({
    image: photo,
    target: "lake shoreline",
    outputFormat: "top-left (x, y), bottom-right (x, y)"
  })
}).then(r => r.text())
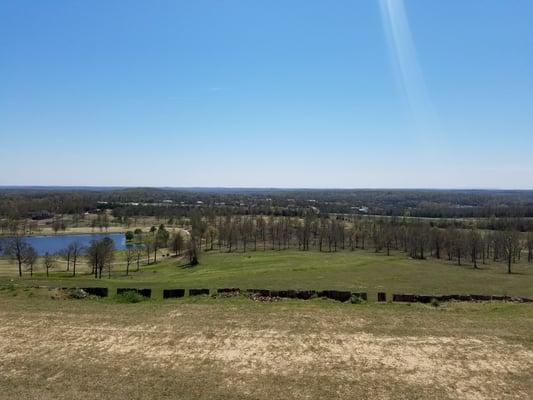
top-left (0, 230), bottom-right (126, 238)
top-left (0, 232), bottom-right (131, 256)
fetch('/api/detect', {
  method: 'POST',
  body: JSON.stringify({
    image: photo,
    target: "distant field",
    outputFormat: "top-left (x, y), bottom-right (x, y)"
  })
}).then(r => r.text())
top-left (0, 288), bottom-right (531, 399)
top-left (0, 215), bottom-right (171, 237)
top-left (1, 249), bottom-right (532, 299)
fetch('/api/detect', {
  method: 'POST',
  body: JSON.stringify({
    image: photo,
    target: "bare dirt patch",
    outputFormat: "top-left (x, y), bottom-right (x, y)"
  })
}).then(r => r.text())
top-left (0, 298), bottom-right (531, 400)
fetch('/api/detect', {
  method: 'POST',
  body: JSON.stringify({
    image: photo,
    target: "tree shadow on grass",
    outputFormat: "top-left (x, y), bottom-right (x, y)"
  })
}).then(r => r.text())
top-left (179, 262), bottom-right (198, 270)
top-left (500, 271), bottom-right (528, 276)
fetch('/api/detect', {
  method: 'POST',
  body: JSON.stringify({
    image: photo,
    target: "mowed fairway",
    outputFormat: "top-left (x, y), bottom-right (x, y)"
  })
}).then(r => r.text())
top-left (0, 289), bottom-right (532, 400)
top-left (1, 250), bottom-right (532, 299)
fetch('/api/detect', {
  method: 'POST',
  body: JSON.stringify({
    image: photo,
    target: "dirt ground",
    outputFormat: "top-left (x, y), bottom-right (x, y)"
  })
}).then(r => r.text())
top-left (0, 291), bottom-right (531, 399)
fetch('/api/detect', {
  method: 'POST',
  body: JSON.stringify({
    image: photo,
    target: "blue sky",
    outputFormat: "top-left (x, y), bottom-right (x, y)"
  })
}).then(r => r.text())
top-left (1, 0), bottom-right (532, 188)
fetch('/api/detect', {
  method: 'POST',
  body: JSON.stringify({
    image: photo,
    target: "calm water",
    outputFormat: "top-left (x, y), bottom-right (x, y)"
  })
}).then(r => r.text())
top-left (1, 233), bottom-right (131, 255)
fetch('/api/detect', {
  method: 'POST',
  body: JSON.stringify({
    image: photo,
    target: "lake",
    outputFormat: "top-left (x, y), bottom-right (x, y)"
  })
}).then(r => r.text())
top-left (1, 233), bottom-right (133, 255)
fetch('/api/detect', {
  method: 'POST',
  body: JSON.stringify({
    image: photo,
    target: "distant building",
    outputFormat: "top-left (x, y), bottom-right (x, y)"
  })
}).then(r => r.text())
top-left (30, 210), bottom-right (53, 220)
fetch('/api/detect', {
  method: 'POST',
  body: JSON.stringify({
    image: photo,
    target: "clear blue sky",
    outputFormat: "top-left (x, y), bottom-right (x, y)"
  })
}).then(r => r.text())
top-left (1, 0), bottom-right (532, 188)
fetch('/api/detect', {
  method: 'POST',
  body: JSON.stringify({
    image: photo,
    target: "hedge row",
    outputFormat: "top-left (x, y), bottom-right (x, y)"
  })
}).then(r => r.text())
top-left (392, 294), bottom-right (533, 303)
top-left (49, 287), bottom-right (532, 303)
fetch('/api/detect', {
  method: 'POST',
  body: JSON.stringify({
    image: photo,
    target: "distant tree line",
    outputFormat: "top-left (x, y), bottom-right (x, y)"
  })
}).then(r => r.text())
top-left (2, 188), bottom-right (533, 220)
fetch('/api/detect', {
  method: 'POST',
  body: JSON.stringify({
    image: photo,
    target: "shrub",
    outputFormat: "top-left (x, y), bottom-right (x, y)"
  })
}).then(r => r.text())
top-left (114, 290), bottom-right (145, 303)
top-left (134, 228), bottom-right (143, 235)
top-left (51, 288), bottom-right (88, 300)
top-left (350, 294), bottom-right (365, 304)
top-left (66, 288), bottom-right (88, 299)
top-left (125, 231), bottom-right (134, 241)
top-left (0, 283), bottom-right (16, 291)
top-left (430, 298), bottom-right (440, 307)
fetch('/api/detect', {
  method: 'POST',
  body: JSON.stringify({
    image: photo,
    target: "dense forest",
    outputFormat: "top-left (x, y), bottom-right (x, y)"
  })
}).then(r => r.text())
top-left (2, 187), bottom-right (533, 219)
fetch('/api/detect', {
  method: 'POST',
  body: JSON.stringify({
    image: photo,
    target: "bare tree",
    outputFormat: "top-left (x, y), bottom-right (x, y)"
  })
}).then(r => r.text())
top-left (134, 247), bottom-right (143, 271)
top-left (467, 229), bottom-right (482, 269)
top-left (87, 237), bottom-right (115, 279)
top-left (125, 248), bottom-right (135, 276)
top-left (431, 227), bottom-right (443, 259)
top-left (170, 231), bottom-right (184, 256)
top-left (3, 235), bottom-right (30, 277)
top-left (60, 245), bottom-right (73, 272)
top-left (527, 233), bottom-right (533, 262)
top-left (68, 242), bottom-right (83, 277)
top-left (23, 246), bottom-right (38, 277)
top-left (43, 252), bottom-right (56, 277)
top-left (501, 230), bottom-right (520, 274)
top-left (154, 225), bottom-right (170, 262)
top-left (188, 236), bottom-right (200, 266)
top-left (142, 235), bottom-right (154, 264)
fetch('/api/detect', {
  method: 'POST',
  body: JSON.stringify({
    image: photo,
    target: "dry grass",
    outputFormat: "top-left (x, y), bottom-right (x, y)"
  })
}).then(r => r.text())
top-left (0, 288), bottom-right (531, 399)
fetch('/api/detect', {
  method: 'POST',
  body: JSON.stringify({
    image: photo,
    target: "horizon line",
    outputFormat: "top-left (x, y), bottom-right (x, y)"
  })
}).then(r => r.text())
top-left (1, 185), bottom-right (533, 192)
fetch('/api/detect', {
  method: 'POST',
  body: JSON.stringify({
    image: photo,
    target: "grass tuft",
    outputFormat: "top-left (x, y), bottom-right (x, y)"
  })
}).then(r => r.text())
top-left (114, 290), bottom-right (146, 303)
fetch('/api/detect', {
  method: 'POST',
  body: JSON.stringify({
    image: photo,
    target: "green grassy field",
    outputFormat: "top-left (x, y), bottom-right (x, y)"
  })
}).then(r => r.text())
top-left (1, 249), bottom-right (532, 299)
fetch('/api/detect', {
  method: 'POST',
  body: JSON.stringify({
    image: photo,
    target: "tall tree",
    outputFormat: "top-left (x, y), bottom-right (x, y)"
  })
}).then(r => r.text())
top-left (60, 245), bottom-right (73, 272)
top-left (467, 229), bottom-right (482, 269)
top-left (170, 231), bottom-right (184, 256)
top-left (124, 248), bottom-right (135, 276)
top-left (3, 235), bottom-right (30, 277)
top-left (527, 233), bottom-right (533, 263)
top-left (188, 236), bottom-right (200, 266)
top-left (87, 237), bottom-right (115, 279)
top-left (68, 241), bottom-right (83, 277)
top-left (43, 252), bottom-right (56, 277)
top-left (23, 246), bottom-right (38, 277)
top-left (501, 230), bottom-right (520, 274)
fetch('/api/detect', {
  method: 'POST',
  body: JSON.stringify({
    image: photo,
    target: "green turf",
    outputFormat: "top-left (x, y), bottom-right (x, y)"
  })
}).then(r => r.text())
top-left (1, 249), bottom-right (532, 299)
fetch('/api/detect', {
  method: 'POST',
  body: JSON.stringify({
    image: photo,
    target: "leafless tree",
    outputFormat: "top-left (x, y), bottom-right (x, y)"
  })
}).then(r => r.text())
top-left (188, 236), bottom-right (200, 266)
top-left (125, 248), bottom-right (135, 276)
top-left (23, 246), bottom-right (38, 276)
top-left (527, 233), bottom-right (533, 263)
top-left (3, 235), bottom-right (31, 277)
top-left (68, 241), bottom-right (83, 277)
top-left (170, 231), bottom-right (185, 256)
top-left (500, 230), bottom-right (520, 274)
top-left (467, 229), bottom-right (482, 269)
top-left (43, 252), bottom-right (56, 277)
top-left (87, 237), bottom-right (115, 278)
